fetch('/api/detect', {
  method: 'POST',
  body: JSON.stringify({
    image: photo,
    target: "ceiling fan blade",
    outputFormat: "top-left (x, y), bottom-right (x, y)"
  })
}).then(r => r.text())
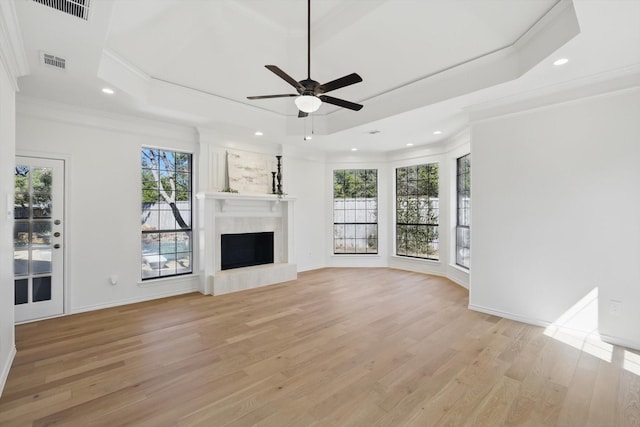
top-left (265, 65), bottom-right (305, 92)
top-left (247, 94), bottom-right (297, 100)
top-left (298, 110), bottom-right (309, 118)
top-left (319, 95), bottom-right (363, 111)
top-left (316, 73), bottom-right (363, 94)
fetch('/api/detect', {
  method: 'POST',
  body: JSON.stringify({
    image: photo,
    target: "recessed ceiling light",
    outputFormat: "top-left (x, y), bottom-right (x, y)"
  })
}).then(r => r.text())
top-left (433, 130), bottom-right (442, 135)
top-left (553, 58), bottom-right (569, 66)
top-left (351, 148), bottom-right (358, 152)
top-left (101, 87), bottom-right (114, 95)
top-left (406, 143), bottom-right (414, 147)
top-left (254, 131), bottom-right (263, 136)
top-left (304, 135), bottom-right (312, 141)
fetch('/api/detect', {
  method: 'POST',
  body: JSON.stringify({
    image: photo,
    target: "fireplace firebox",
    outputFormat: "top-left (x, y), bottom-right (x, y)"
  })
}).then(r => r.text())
top-left (221, 232), bottom-right (274, 270)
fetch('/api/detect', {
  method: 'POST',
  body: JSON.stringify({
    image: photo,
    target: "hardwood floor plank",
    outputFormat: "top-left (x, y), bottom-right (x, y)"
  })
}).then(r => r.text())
top-left (464, 376), bottom-right (521, 427)
top-left (587, 349), bottom-right (623, 427)
top-left (555, 352), bottom-right (598, 427)
top-left (618, 369), bottom-right (640, 427)
top-left (1, 268), bottom-right (638, 426)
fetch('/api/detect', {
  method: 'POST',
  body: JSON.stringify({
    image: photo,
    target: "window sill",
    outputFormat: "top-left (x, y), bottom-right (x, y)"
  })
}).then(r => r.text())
top-left (137, 273), bottom-right (199, 288)
top-left (390, 255), bottom-right (441, 264)
top-left (331, 253), bottom-right (381, 257)
top-left (449, 263), bottom-right (470, 274)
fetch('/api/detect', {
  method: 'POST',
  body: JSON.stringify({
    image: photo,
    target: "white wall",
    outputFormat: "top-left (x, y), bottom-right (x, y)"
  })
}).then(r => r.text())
top-left (470, 87), bottom-right (640, 349)
top-left (16, 100), bottom-right (200, 313)
top-left (0, 53), bottom-right (17, 397)
top-left (282, 145), bottom-right (327, 272)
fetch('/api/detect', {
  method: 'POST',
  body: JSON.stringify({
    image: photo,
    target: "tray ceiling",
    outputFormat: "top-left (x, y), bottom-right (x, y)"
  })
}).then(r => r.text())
top-left (11, 0), bottom-right (640, 152)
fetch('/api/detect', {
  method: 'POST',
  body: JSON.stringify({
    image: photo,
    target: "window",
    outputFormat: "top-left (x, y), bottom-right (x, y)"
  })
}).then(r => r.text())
top-left (456, 154), bottom-right (471, 269)
top-left (396, 163), bottom-right (439, 260)
top-left (333, 169), bottom-right (378, 254)
top-left (141, 149), bottom-right (192, 279)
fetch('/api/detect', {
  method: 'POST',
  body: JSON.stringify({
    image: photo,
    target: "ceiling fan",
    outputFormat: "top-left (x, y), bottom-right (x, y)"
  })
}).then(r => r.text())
top-left (247, 0), bottom-right (363, 118)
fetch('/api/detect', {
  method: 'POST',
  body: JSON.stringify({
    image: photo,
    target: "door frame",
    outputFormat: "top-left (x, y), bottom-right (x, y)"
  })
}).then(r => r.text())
top-left (15, 150), bottom-right (71, 323)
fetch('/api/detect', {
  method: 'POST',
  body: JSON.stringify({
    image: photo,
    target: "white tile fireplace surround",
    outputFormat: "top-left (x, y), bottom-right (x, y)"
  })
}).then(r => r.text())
top-left (197, 192), bottom-right (297, 295)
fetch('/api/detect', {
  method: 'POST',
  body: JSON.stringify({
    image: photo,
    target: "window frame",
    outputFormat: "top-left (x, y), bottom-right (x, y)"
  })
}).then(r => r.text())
top-left (395, 162), bottom-right (440, 261)
top-left (332, 169), bottom-right (378, 255)
top-left (141, 148), bottom-right (193, 281)
top-left (456, 154), bottom-right (471, 269)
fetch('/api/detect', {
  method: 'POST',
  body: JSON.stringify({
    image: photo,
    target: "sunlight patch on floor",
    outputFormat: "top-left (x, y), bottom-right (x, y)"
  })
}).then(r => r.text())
top-left (544, 287), bottom-right (613, 362)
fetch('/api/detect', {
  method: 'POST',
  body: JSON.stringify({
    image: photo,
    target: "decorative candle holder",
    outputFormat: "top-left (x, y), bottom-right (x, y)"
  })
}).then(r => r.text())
top-left (271, 171), bottom-right (277, 194)
top-left (276, 155), bottom-right (282, 195)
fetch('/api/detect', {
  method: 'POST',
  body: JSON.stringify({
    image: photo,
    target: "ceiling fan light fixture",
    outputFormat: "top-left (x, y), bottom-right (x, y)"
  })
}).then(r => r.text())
top-left (247, 0), bottom-right (363, 116)
top-left (295, 95), bottom-right (322, 113)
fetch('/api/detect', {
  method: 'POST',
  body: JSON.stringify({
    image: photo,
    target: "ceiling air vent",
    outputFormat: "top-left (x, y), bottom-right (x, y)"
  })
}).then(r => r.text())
top-left (33, 0), bottom-right (90, 21)
top-left (41, 52), bottom-right (66, 70)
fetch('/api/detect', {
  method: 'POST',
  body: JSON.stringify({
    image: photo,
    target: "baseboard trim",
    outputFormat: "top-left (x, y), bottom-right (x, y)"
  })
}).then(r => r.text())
top-left (469, 304), bottom-right (640, 351)
top-left (446, 264), bottom-right (470, 289)
top-left (389, 259), bottom-right (469, 290)
top-left (71, 287), bottom-right (198, 315)
top-left (468, 303), bottom-right (552, 328)
top-left (446, 274), bottom-right (469, 290)
top-left (599, 334), bottom-right (640, 352)
top-left (0, 345), bottom-right (16, 398)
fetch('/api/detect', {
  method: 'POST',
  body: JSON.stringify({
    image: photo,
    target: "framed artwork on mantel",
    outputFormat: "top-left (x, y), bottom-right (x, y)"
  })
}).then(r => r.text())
top-left (226, 150), bottom-right (271, 194)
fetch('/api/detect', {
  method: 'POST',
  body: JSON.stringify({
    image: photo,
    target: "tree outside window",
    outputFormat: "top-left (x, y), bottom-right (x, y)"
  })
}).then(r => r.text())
top-left (141, 149), bottom-right (192, 279)
top-left (396, 163), bottom-right (439, 260)
top-left (456, 154), bottom-right (471, 269)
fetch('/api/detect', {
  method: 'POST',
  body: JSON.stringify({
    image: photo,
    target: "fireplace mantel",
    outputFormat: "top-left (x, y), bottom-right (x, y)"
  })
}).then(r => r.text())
top-left (196, 192), bottom-right (297, 295)
top-left (198, 192), bottom-right (295, 213)
top-left (199, 192), bottom-right (295, 201)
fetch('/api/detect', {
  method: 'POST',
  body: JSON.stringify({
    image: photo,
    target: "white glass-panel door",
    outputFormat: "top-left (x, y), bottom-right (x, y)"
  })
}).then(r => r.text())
top-left (14, 157), bottom-right (64, 322)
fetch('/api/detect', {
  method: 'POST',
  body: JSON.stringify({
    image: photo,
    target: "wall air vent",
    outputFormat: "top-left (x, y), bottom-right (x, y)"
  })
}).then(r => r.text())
top-left (33, 0), bottom-right (90, 21)
top-left (41, 52), bottom-right (66, 70)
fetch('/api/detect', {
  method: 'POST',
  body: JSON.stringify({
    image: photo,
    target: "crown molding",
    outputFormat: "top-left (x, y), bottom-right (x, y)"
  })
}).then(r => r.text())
top-left (466, 65), bottom-right (640, 123)
top-left (512, 0), bottom-right (578, 75)
top-left (16, 96), bottom-right (196, 142)
top-left (0, 0), bottom-right (29, 90)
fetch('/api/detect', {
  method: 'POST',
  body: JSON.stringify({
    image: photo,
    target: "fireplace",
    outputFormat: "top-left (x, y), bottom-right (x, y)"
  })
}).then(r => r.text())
top-left (197, 192), bottom-right (297, 295)
top-left (221, 232), bottom-right (274, 270)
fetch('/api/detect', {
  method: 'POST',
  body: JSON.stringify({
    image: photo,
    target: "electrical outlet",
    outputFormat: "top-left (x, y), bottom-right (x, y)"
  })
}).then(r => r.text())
top-left (609, 300), bottom-right (622, 317)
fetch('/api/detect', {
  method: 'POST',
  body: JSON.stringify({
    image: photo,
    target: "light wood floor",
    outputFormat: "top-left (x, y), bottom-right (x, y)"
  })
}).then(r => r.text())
top-left (1, 268), bottom-right (639, 426)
